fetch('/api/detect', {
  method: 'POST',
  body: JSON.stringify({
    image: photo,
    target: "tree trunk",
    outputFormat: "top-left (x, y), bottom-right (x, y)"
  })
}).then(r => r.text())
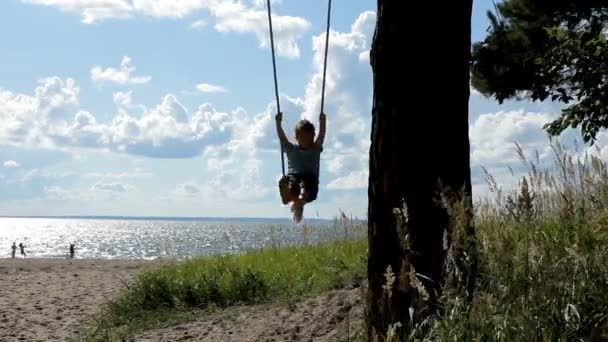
top-left (367, 0), bottom-right (474, 340)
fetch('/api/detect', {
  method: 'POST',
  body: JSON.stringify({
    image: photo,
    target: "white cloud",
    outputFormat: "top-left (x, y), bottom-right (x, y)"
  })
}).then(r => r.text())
top-left (250, 0), bottom-right (283, 8)
top-left (84, 168), bottom-right (152, 179)
top-left (211, 1), bottom-right (310, 58)
top-left (326, 170), bottom-right (367, 190)
top-left (465, 108), bottom-right (590, 201)
top-left (0, 77), bottom-right (246, 158)
top-left (200, 106), bottom-right (276, 201)
top-left (48, 94), bottom-right (229, 157)
top-left (358, 50), bottom-right (370, 64)
top-left (196, 83), bottom-right (229, 94)
top-left (470, 110), bottom-right (554, 166)
top-left (92, 181), bottom-right (134, 192)
top-left (45, 186), bottom-right (86, 201)
top-left (131, 0), bottom-right (211, 18)
top-left (470, 84), bottom-right (481, 96)
top-left (3, 160), bottom-right (20, 168)
top-left (22, 0), bottom-right (310, 59)
top-left (0, 77), bottom-right (79, 148)
top-left (44, 182), bottom-right (136, 203)
top-left (91, 56), bottom-right (151, 85)
top-left (190, 19), bottom-right (207, 30)
top-left (300, 11), bottom-right (375, 135)
top-left (23, 0), bottom-right (133, 24)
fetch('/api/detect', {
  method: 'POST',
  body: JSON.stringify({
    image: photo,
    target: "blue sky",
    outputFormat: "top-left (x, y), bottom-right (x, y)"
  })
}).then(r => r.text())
top-left (0, 0), bottom-right (596, 218)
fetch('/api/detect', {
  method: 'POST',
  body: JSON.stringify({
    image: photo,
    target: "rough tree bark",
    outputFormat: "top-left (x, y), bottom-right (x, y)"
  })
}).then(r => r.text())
top-left (367, 0), bottom-right (474, 339)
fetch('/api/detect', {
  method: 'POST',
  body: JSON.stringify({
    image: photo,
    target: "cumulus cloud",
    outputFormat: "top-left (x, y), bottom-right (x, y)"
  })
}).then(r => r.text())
top-left (0, 77), bottom-right (247, 158)
top-left (469, 110), bottom-right (554, 167)
top-left (465, 109), bottom-right (586, 201)
top-left (3, 160), bottom-right (20, 168)
top-left (131, 0), bottom-right (211, 18)
top-left (0, 77), bottom-right (79, 148)
top-left (196, 83), bottom-right (229, 94)
top-left (301, 11), bottom-right (375, 121)
top-left (91, 56), bottom-right (151, 85)
top-left (326, 170), bottom-right (367, 190)
top-left (22, 0), bottom-right (310, 58)
top-left (23, 0), bottom-right (133, 24)
top-left (211, 2), bottom-right (309, 58)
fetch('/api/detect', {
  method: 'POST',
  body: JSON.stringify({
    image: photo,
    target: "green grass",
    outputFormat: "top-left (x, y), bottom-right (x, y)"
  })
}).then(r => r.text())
top-left (83, 234), bottom-right (367, 341)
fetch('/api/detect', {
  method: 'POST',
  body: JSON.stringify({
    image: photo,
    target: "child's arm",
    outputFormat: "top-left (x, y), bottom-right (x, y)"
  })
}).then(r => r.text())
top-left (315, 112), bottom-right (327, 146)
top-left (275, 112), bottom-right (292, 149)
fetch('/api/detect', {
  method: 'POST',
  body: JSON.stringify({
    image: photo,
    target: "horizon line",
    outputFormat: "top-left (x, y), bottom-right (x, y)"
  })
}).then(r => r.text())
top-left (0, 215), bottom-right (343, 222)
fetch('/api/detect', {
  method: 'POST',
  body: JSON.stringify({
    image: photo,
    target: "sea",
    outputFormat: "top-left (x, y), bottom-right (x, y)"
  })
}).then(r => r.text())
top-left (0, 216), bottom-right (361, 260)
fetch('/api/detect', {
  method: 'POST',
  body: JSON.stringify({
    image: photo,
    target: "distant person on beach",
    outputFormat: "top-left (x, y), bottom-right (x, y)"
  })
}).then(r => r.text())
top-left (69, 243), bottom-right (75, 259)
top-left (11, 242), bottom-right (17, 259)
top-left (19, 242), bottom-right (26, 257)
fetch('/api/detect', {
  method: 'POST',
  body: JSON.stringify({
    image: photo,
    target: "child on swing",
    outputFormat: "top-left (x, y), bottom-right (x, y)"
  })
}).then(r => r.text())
top-left (275, 111), bottom-right (326, 223)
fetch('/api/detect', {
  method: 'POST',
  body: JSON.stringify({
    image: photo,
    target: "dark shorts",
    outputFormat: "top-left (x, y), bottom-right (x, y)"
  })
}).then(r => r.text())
top-left (279, 173), bottom-right (319, 204)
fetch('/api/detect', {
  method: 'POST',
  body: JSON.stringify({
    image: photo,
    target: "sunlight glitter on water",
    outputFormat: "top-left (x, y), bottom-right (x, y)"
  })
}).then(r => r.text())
top-left (0, 217), bottom-right (338, 260)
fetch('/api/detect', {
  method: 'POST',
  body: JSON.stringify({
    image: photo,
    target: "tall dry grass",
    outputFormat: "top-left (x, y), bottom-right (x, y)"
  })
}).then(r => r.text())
top-left (423, 141), bottom-right (608, 341)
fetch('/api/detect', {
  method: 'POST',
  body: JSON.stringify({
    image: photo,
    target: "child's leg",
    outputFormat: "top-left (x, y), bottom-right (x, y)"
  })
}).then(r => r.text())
top-left (299, 176), bottom-right (319, 204)
top-left (291, 198), bottom-right (304, 223)
top-left (278, 176), bottom-right (291, 205)
top-left (279, 175), bottom-right (301, 205)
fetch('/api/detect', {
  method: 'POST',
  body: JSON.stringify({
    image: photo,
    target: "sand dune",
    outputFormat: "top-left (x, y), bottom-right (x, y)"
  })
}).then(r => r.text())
top-left (135, 287), bottom-right (364, 342)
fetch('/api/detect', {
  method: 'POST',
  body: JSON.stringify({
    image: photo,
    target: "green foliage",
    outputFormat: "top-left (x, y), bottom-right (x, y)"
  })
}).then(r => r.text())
top-left (471, 0), bottom-right (608, 142)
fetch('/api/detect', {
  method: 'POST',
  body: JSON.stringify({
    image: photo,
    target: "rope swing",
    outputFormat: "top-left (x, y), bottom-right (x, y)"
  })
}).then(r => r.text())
top-left (320, 0), bottom-right (332, 116)
top-left (266, 0), bottom-right (332, 176)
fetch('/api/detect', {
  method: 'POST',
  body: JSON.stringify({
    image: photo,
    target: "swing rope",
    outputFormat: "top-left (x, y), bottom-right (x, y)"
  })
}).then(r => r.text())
top-left (320, 0), bottom-right (332, 115)
top-left (266, 0), bottom-right (285, 176)
top-left (317, 0), bottom-right (332, 179)
top-left (267, 0), bottom-right (332, 177)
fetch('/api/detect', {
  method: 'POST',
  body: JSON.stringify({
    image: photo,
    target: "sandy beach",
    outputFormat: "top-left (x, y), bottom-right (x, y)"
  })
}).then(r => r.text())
top-left (0, 258), bottom-right (158, 341)
top-left (0, 258), bottom-right (365, 341)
